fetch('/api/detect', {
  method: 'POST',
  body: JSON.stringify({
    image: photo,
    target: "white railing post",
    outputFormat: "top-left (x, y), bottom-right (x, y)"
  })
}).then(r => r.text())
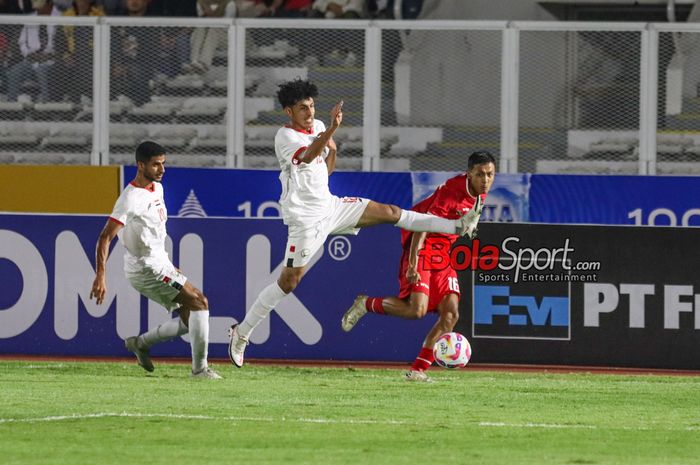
top-left (228, 21), bottom-right (246, 169)
top-left (363, 24), bottom-right (382, 171)
top-left (639, 26), bottom-right (659, 175)
top-left (90, 21), bottom-right (101, 166)
top-left (500, 24), bottom-right (519, 174)
top-left (96, 21), bottom-right (111, 166)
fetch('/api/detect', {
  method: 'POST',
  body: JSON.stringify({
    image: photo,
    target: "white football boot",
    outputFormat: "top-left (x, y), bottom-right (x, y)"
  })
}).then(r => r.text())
top-left (456, 194), bottom-right (483, 239)
top-left (124, 336), bottom-right (154, 372)
top-left (227, 324), bottom-right (249, 368)
top-left (191, 367), bottom-right (222, 379)
top-left (341, 295), bottom-right (368, 332)
top-left (404, 370), bottom-right (433, 383)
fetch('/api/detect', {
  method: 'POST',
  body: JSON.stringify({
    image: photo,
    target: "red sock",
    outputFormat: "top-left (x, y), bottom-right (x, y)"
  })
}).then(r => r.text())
top-left (411, 347), bottom-right (435, 372)
top-left (365, 297), bottom-right (385, 314)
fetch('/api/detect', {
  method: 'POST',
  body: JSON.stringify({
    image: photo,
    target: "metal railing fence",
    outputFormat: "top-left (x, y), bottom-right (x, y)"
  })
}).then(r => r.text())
top-left (3, 16), bottom-right (700, 174)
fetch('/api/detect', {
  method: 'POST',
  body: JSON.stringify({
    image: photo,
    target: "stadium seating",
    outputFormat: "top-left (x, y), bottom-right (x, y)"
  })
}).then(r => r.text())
top-left (109, 126), bottom-right (149, 151)
top-left (39, 126), bottom-right (91, 151)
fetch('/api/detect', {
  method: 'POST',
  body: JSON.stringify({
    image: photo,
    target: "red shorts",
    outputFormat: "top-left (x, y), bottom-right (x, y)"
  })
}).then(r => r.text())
top-left (397, 249), bottom-right (460, 312)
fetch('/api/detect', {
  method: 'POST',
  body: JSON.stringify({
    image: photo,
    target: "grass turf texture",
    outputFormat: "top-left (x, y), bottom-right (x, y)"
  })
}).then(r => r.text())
top-left (1, 361), bottom-right (700, 465)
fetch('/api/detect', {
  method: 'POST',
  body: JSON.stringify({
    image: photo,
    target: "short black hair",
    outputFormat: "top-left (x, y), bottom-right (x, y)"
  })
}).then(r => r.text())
top-left (468, 150), bottom-right (496, 170)
top-left (135, 140), bottom-right (165, 163)
top-left (277, 78), bottom-right (318, 109)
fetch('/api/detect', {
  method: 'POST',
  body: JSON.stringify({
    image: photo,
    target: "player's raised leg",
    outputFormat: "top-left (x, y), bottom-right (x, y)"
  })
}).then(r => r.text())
top-left (174, 282), bottom-right (221, 379)
top-left (355, 198), bottom-right (483, 239)
top-left (342, 293), bottom-right (429, 332)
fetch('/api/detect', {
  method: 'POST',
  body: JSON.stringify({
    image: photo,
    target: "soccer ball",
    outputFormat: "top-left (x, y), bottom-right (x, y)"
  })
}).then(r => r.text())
top-left (433, 332), bottom-right (472, 369)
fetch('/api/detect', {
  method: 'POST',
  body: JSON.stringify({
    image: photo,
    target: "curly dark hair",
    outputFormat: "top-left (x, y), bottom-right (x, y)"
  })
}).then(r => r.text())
top-left (468, 150), bottom-right (496, 170)
top-left (277, 78), bottom-right (319, 108)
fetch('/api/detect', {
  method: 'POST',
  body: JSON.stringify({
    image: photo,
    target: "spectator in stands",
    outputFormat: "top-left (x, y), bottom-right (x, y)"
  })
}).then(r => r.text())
top-left (110, 0), bottom-right (156, 105)
top-left (0, 0), bottom-right (32, 13)
top-left (0, 1), bottom-right (19, 94)
top-left (0, 31), bottom-right (10, 95)
top-left (153, 30), bottom-right (186, 78)
top-left (53, 0), bottom-right (72, 10)
top-left (99, 0), bottom-right (119, 14)
top-left (149, 0), bottom-right (197, 16)
top-left (56, 0), bottom-right (104, 102)
top-left (143, 1), bottom-right (197, 79)
top-left (6, 0), bottom-right (61, 103)
top-left (310, 0), bottom-right (363, 18)
top-left (0, 1), bottom-right (27, 97)
top-left (234, 0), bottom-right (274, 17)
top-left (186, 0), bottom-right (235, 74)
top-left (274, 0), bottom-right (311, 17)
top-left (366, 0), bottom-right (389, 18)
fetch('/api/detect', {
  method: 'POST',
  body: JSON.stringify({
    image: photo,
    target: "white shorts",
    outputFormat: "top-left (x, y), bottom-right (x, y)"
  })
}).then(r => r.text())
top-left (126, 262), bottom-right (188, 312)
top-left (284, 196), bottom-right (369, 268)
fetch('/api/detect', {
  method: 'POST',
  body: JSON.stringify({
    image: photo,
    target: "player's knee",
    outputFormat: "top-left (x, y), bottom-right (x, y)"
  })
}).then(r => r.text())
top-left (278, 273), bottom-right (302, 293)
top-left (444, 308), bottom-right (458, 325)
top-left (387, 204), bottom-right (402, 222)
top-left (441, 305), bottom-right (459, 328)
top-left (192, 289), bottom-right (208, 310)
top-left (409, 301), bottom-right (428, 319)
top-left (279, 281), bottom-right (296, 293)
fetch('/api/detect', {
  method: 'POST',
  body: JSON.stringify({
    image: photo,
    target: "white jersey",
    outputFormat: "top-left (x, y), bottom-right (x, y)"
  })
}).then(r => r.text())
top-left (275, 119), bottom-right (332, 225)
top-left (109, 181), bottom-right (170, 273)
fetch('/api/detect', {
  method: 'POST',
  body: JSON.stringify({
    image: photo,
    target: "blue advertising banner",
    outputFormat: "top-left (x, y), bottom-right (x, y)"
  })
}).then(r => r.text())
top-left (5, 214), bottom-right (700, 369)
top-left (122, 167), bottom-right (413, 218)
top-left (123, 167), bottom-right (530, 225)
top-left (530, 174), bottom-right (700, 226)
top-left (0, 213), bottom-right (434, 362)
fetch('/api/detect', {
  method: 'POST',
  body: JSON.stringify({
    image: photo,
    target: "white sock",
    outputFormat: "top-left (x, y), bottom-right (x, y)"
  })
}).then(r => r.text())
top-left (395, 209), bottom-right (457, 234)
top-left (139, 319), bottom-right (188, 349)
top-left (188, 310), bottom-right (209, 372)
top-left (238, 282), bottom-right (288, 339)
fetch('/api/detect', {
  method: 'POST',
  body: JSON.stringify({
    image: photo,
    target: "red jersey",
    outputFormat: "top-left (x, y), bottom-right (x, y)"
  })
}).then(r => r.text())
top-left (283, 0), bottom-right (311, 10)
top-left (401, 173), bottom-right (484, 251)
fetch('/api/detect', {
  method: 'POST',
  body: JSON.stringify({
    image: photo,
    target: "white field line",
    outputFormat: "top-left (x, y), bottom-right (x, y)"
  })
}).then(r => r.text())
top-left (2, 414), bottom-right (698, 432)
top-left (0, 412), bottom-right (410, 426)
top-left (23, 364), bottom-right (67, 369)
top-left (479, 421), bottom-right (700, 432)
top-left (480, 421), bottom-right (597, 429)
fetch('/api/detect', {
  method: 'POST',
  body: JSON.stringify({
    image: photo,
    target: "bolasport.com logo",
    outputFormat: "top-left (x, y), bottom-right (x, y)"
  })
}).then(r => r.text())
top-left (419, 236), bottom-right (601, 283)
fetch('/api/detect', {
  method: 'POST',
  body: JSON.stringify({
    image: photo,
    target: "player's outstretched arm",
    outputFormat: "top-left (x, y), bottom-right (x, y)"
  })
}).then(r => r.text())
top-left (326, 136), bottom-right (337, 175)
top-left (90, 219), bottom-right (122, 305)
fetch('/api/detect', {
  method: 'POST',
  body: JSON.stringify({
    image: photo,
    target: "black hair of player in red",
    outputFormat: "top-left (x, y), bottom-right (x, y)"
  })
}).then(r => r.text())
top-left (277, 78), bottom-right (319, 109)
top-left (468, 150), bottom-right (496, 170)
top-left (135, 141), bottom-right (166, 164)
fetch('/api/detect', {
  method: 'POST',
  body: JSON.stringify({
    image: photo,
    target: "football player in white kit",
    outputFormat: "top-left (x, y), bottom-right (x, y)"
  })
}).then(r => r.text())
top-left (90, 141), bottom-right (221, 379)
top-left (227, 79), bottom-right (484, 367)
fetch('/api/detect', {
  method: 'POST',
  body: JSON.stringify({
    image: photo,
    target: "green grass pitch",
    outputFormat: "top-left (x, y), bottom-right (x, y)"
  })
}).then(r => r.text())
top-left (1, 360), bottom-right (700, 465)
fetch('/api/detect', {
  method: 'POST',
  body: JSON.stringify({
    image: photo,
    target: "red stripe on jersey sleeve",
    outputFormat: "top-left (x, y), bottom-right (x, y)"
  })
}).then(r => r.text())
top-left (108, 217), bottom-right (124, 226)
top-left (291, 146), bottom-right (308, 165)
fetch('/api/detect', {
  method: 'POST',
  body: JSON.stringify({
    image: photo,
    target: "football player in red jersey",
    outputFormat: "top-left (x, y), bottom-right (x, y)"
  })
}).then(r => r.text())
top-left (342, 151), bottom-right (496, 382)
